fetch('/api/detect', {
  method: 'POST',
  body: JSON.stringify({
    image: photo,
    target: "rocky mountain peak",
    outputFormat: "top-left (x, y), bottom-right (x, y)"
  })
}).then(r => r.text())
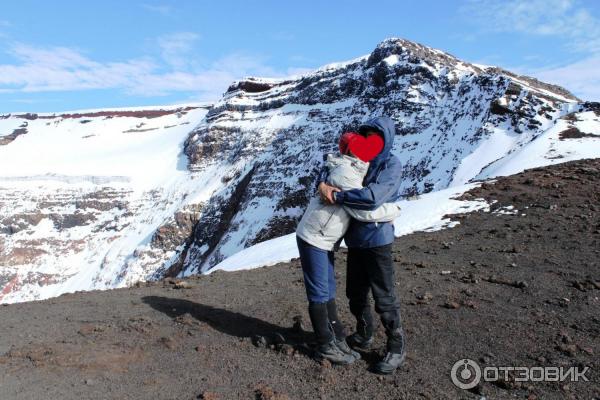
top-left (369, 38), bottom-right (580, 102)
top-left (367, 37), bottom-right (464, 69)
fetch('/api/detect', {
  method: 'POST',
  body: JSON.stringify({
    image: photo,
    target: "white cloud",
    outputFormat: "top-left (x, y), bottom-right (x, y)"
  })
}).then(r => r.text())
top-left (463, 0), bottom-right (600, 101)
top-left (529, 56), bottom-right (600, 101)
top-left (157, 32), bottom-right (200, 69)
top-left (463, 0), bottom-right (600, 53)
top-left (0, 40), bottom-right (310, 101)
top-left (0, 43), bottom-right (157, 92)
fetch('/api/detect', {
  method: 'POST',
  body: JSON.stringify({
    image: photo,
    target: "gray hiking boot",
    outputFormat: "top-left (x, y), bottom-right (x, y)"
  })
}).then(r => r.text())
top-left (373, 351), bottom-right (406, 374)
top-left (373, 327), bottom-right (407, 374)
top-left (314, 340), bottom-right (356, 365)
top-left (336, 338), bottom-right (361, 360)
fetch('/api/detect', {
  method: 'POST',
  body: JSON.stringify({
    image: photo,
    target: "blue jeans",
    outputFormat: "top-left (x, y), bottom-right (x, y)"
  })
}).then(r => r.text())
top-left (296, 235), bottom-right (336, 303)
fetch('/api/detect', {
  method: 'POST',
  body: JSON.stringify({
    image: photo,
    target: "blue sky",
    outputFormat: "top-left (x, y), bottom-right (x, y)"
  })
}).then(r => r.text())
top-left (1, 0), bottom-right (599, 112)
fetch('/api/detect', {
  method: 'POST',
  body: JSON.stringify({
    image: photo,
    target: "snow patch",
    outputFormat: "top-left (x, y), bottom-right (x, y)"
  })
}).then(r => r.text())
top-left (209, 183), bottom-right (489, 274)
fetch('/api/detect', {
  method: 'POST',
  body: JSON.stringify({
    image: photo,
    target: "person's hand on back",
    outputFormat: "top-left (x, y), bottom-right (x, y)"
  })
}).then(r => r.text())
top-left (318, 182), bottom-right (341, 204)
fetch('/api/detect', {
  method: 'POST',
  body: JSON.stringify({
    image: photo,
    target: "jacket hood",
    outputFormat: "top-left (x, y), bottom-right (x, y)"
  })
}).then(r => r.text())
top-left (358, 116), bottom-right (396, 182)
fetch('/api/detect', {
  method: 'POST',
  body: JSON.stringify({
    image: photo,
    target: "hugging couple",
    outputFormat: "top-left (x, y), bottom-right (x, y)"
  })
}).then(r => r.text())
top-left (295, 116), bottom-right (406, 375)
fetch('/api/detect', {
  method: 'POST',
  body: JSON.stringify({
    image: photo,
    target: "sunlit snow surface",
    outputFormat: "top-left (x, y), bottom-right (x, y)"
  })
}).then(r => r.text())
top-left (0, 104), bottom-right (212, 303)
top-left (476, 111), bottom-right (600, 179)
top-left (210, 183), bottom-right (489, 274)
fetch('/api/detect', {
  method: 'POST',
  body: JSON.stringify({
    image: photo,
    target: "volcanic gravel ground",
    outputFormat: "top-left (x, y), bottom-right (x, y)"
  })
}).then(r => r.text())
top-left (0, 159), bottom-right (599, 399)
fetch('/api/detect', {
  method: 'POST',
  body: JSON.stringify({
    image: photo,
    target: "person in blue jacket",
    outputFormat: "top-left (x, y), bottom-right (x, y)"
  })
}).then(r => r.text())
top-left (317, 116), bottom-right (406, 375)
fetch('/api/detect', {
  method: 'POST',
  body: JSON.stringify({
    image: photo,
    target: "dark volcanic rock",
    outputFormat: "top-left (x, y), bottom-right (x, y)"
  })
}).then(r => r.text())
top-left (559, 127), bottom-right (598, 140)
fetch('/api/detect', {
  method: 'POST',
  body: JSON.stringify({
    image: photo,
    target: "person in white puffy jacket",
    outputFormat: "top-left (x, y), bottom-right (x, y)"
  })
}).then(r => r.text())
top-left (295, 132), bottom-right (401, 365)
top-left (296, 152), bottom-right (401, 251)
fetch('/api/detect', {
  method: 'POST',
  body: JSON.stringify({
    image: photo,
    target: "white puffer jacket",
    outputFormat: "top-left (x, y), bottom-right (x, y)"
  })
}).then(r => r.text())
top-left (296, 154), bottom-right (401, 251)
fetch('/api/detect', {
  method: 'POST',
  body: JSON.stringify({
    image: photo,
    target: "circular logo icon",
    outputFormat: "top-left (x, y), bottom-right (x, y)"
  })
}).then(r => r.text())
top-left (451, 359), bottom-right (482, 390)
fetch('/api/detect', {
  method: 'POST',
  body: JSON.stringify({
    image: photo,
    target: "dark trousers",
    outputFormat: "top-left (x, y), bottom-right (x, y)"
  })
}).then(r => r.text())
top-left (346, 244), bottom-right (403, 350)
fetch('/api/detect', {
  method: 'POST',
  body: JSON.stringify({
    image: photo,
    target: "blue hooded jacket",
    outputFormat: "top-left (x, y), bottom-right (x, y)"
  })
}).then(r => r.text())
top-left (316, 116), bottom-right (402, 248)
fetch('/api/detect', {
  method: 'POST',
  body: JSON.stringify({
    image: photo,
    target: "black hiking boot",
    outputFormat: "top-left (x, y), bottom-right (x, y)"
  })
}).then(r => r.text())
top-left (347, 308), bottom-right (374, 350)
top-left (346, 331), bottom-right (374, 351)
top-left (308, 302), bottom-right (354, 364)
top-left (314, 340), bottom-right (356, 365)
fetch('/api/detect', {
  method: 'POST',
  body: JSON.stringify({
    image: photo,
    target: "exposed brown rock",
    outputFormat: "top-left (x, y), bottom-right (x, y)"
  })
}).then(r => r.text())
top-left (559, 126), bottom-right (598, 140)
top-left (0, 127), bottom-right (28, 146)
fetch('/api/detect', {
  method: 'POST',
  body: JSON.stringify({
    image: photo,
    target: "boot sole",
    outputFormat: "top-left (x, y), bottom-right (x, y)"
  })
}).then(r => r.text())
top-left (314, 354), bottom-right (356, 365)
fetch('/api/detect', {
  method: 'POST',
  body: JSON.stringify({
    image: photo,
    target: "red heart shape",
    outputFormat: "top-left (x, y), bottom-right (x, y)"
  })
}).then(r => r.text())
top-left (348, 134), bottom-right (384, 162)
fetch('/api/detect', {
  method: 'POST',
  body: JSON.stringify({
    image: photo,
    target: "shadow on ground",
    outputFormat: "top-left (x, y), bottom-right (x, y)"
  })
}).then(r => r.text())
top-left (142, 296), bottom-right (314, 351)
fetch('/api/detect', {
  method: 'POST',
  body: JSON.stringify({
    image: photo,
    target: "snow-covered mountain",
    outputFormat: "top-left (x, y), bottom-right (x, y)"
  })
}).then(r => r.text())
top-left (1, 38), bottom-right (599, 303)
top-left (0, 105), bottom-right (212, 302)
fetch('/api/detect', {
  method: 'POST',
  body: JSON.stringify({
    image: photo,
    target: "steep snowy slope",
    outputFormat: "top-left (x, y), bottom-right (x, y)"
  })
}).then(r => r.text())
top-left (1, 38), bottom-right (599, 303)
top-left (0, 105), bottom-right (212, 303)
